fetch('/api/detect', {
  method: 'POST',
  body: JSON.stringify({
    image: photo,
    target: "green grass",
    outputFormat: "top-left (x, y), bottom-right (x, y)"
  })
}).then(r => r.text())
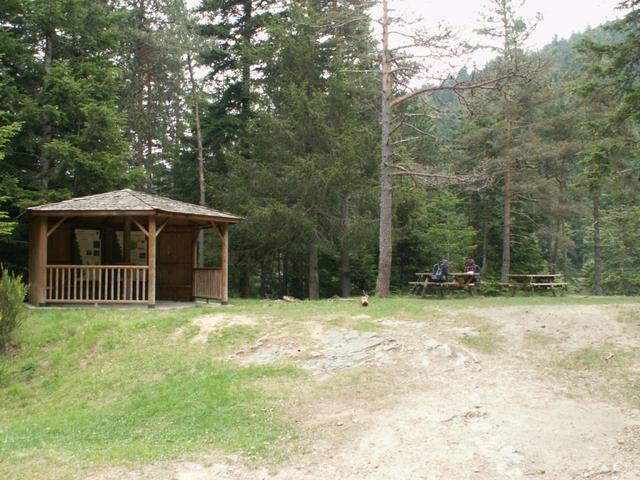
top-left (0, 306), bottom-right (299, 478)
top-left (457, 320), bottom-right (502, 354)
top-left (353, 320), bottom-right (381, 332)
top-left (557, 343), bottom-right (640, 407)
top-left (524, 331), bottom-right (564, 346)
top-left (559, 344), bottom-right (633, 370)
top-left (227, 295), bottom-right (640, 323)
top-left (617, 309), bottom-right (640, 324)
top-left (1, 295), bottom-right (638, 477)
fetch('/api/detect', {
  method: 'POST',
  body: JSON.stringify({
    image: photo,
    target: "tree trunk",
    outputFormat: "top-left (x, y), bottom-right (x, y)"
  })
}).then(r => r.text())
top-left (500, 119), bottom-right (512, 284)
top-left (500, 3), bottom-right (513, 284)
top-left (560, 220), bottom-right (568, 282)
top-left (481, 219), bottom-right (488, 273)
top-left (259, 260), bottom-right (267, 298)
top-left (375, 0), bottom-right (393, 297)
top-left (134, 0), bottom-right (147, 172)
top-left (501, 155), bottom-right (512, 282)
top-left (239, 264), bottom-right (251, 298)
top-left (40, 29), bottom-right (54, 189)
top-left (593, 189), bottom-right (603, 295)
top-left (308, 224), bottom-right (320, 300)
top-left (559, 178), bottom-right (568, 282)
top-left (340, 193), bottom-right (351, 297)
top-left (240, 0), bottom-right (253, 119)
top-left (187, 53), bottom-right (206, 268)
top-left (551, 221), bottom-right (560, 275)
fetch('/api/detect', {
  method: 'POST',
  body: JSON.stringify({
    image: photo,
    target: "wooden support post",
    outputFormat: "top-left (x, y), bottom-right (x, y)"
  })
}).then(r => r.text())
top-left (28, 216), bottom-right (48, 306)
top-left (123, 217), bottom-right (131, 263)
top-left (191, 229), bottom-right (199, 301)
top-left (148, 216), bottom-right (156, 307)
top-left (193, 229), bottom-right (199, 269)
top-left (220, 224), bottom-right (229, 305)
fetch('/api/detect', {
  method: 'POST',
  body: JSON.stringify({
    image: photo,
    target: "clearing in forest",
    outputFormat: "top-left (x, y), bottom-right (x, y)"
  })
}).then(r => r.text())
top-left (1, 297), bottom-right (639, 479)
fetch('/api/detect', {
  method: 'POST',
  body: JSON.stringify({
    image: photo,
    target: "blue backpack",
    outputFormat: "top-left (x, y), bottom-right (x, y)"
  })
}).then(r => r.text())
top-left (432, 260), bottom-right (449, 282)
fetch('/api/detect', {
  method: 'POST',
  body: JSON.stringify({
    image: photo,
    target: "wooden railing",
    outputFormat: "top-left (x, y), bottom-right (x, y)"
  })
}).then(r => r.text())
top-left (46, 265), bottom-right (149, 303)
top-left (193, 268), bottom-right (222, 300)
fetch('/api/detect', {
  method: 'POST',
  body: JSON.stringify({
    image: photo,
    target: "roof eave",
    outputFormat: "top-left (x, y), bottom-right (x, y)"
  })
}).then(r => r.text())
top-left (24, 208), bottom-right (243, 224)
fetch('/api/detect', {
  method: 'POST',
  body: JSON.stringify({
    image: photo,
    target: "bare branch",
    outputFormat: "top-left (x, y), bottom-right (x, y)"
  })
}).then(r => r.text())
top-left (390, 71), bottom-right (518, 109)
top-left (392, 136), bottom-right (422, 146)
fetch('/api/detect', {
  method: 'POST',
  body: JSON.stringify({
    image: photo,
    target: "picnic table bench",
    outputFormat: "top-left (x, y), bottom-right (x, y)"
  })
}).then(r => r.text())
top-left (501, 274), bottom-right (567, 296)
top-left (409, 272), bottom-right (480, 297)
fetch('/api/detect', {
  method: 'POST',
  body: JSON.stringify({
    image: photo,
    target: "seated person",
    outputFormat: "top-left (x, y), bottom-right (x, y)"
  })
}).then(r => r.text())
top-left (464, 257), bottom-right (480, 283)
top-left (464, 257), bottom-right (480, 273)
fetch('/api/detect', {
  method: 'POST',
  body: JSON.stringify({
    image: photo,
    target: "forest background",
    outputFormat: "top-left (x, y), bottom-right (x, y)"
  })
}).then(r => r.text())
top-left (1, 0), bottom-right (639, 299)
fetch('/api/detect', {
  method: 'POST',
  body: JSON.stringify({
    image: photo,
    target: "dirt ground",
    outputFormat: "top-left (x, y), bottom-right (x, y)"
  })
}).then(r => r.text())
top-left (92, 303), bottom-right (640, 480)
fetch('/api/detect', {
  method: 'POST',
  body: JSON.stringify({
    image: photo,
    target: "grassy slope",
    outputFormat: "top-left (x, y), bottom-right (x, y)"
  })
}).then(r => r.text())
top-left (0, 295), bottom-right (638, 477)
top-left (0, 307), bottom-right (298, 478)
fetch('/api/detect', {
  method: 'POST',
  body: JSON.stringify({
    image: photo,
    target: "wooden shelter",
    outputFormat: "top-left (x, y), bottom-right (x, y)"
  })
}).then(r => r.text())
top-left (25, 189), bottom-right (241, 306)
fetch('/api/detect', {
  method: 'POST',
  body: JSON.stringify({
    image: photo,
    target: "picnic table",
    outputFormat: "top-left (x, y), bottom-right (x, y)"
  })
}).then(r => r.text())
top-left (501, 274), bottom-right (567, 296)
top-left (409, 272), bottom-right (480, 297)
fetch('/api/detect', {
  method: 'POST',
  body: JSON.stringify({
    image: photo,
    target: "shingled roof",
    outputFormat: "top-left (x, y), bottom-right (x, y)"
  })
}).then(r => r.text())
top-left (28, 189), bottom-right (242, 222)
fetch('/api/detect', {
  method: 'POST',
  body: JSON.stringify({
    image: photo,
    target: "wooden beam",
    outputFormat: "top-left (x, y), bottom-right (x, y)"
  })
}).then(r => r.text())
top-left (130, 217), bottom-right (150, 238)
top-left (192, 230), bottom-right (199, 269)
top-left (155, 219), bottom-right (169, 238)
top-left (219, 224), bottom-right (228, 305)
top-left (155, 211), bottom-right (241, 224)
top-left (211, 222), bottom-right (224, 241)
top-left (46, 217), bottom-right (68, 238)
top-left (191, 230), bottom-right (199, 301)
top-left (148, 216), bottom-right (156, 307)
top-left (29, 209), bottom-right (241, 224)
top-left (28, 217), bottom-right (47, 305)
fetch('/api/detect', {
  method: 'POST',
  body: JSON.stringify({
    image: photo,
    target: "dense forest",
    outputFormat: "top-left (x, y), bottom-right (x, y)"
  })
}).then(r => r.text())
top-left (0, 0), bottom-right (638, 298)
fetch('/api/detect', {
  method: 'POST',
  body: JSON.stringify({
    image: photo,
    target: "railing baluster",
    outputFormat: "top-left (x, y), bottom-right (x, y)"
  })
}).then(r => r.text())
top-left (42, 265), bottom-right (149, 303)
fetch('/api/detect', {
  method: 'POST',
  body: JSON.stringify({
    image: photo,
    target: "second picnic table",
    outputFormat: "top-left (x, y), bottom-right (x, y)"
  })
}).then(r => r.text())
top-left (502, 274), bottom-right (567, 296)
top-left (409, 272), bottom-right (480, 297)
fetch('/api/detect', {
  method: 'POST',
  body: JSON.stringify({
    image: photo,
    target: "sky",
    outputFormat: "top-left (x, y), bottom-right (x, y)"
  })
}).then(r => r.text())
top-left (373, 0), bottom-right (625, 76)
top-left (396, 1), bottom-right (621, 51)
top-left (187, 0), bottom-right (626, 80)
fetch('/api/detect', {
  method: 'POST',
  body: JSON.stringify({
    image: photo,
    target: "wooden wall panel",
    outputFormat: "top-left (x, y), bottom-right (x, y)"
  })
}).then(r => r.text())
top-left (47, 226), bottom-right (72, 264)
top-left (156, 230), bottom-right (194, 301)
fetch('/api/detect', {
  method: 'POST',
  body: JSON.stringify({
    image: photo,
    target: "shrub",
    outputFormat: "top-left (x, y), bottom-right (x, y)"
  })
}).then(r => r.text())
top-left (0, 267), bottom-right (27, 353)
top-left (477, 277), bottom-right (504, 297)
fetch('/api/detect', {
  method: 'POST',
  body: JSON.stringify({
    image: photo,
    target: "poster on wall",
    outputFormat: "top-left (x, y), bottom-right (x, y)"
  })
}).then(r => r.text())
top-left (74, 229), bottom-right (101, 265)
top-left (115, 231), bottom-right (147, 265)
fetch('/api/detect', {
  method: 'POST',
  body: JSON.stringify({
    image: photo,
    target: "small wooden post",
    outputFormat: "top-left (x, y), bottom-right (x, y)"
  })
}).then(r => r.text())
top-left (220, 224), bottom-right (229, 305)
top-left (28, 216), bottom-right (48, 306)
top-left (148, 216), bottom-right (156, 307)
